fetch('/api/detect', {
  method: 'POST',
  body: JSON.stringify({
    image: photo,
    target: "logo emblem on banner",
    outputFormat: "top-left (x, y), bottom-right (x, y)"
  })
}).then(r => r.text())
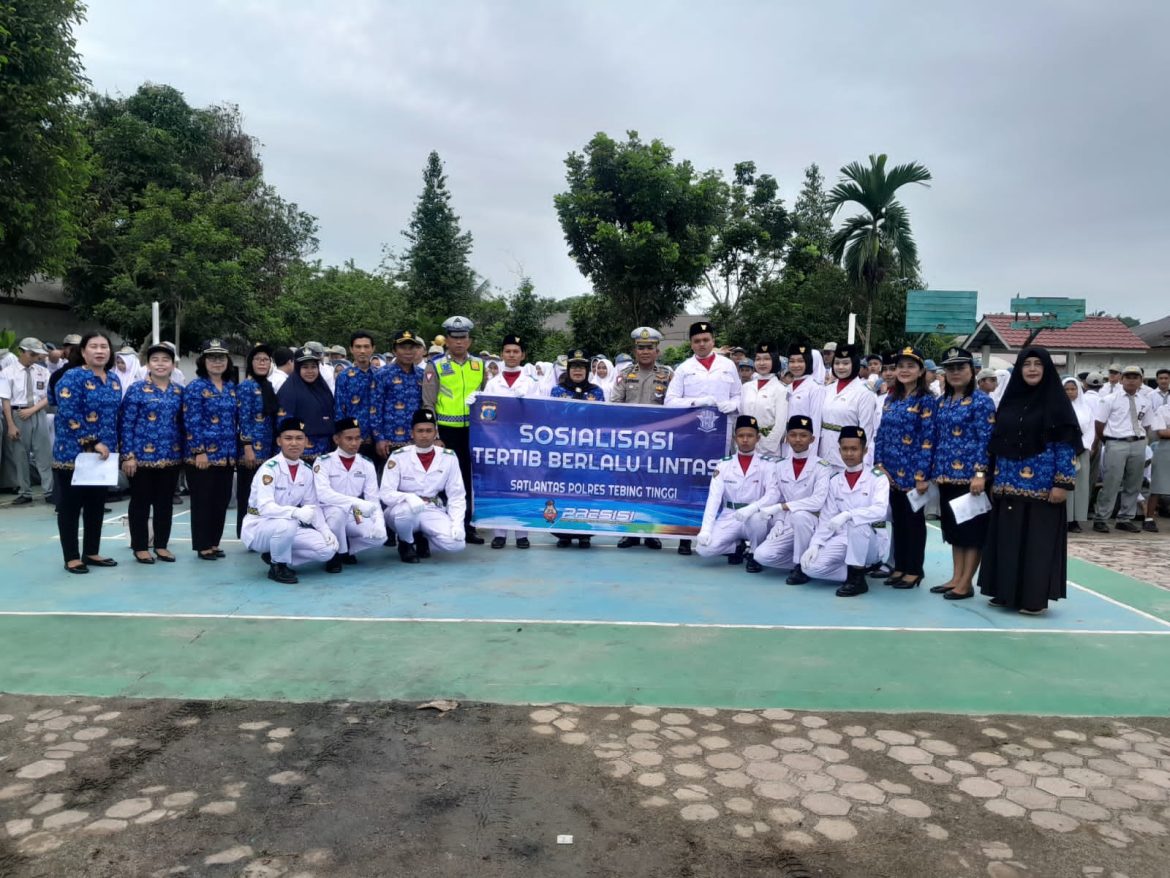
top-left (695, 409), bottom-right (720, 433)
top-left (479, 402), bottom-right (498, 421)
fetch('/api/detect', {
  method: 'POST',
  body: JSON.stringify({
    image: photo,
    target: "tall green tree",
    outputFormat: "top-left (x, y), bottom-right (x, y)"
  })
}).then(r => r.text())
top-left (0, 0), bottom-right (90, 293)
top-left (400, 151), bottom-right (477, 317)
top-left (554, 131), bottom-right (723, 332)
top-left (267, 260), bottom-right (407, 348)
top-left (827, 153), bottom-right (931, 351)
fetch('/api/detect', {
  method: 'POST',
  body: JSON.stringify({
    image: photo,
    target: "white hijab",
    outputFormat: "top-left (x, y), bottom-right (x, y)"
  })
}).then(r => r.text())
top-left (1063, 376), bottom-right (1096, 451)
top-left (115, 351), bottom-right (143, 397)
top-left (991, 368), bottom-right (1011, 406)
top-left (535, 361), bottom-right (557, 397)
top-left (592, 358), bottom-right (617, 400)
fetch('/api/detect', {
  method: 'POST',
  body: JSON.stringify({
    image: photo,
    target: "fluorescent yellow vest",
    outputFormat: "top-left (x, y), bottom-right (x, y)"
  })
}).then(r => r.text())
top-left (433, 355), bottom-right (482, 427)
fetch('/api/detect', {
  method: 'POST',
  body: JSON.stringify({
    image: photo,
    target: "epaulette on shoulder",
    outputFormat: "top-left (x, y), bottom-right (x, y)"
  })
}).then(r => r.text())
top-left (721, 455), bottom-right (732, 461)
top-left (264, 459), bottom-right (278, 468)
top-left (872, 467), bottom-right (883, 475)
top-left (818, 459), bottom-right (831, 466)
top-left (392, 447), bottom-right (408, 455)
top-left (443, 448), bottom-right (456, 455)
top-left (318, 453), bottom-right (332, 461)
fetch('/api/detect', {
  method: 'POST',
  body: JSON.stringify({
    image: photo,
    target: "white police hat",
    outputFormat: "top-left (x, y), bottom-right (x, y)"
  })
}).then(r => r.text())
top-left (442, 316), bottom-right (474, 336)
top-left (631, 326), bottom-right (663, 343)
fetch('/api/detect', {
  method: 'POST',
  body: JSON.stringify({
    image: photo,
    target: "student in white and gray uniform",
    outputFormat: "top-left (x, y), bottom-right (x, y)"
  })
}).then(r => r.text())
top-left (1092, 365), bottom-right (1156, 533)
top-left (0, 338), bottom-right (54, 504)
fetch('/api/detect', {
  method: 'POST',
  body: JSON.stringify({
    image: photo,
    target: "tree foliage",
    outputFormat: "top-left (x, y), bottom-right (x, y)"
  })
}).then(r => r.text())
top-left (0, 0), bottom-right (90, 293)
top-left (266, 260), bottom-right (407, 348)
top-left (790, 163), bottom-right (834, 260)
top-left (554, 131), bottom-right (723, 332)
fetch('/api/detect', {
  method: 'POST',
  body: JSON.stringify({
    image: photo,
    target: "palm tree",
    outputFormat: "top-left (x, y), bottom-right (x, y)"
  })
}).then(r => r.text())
top-left (827, 154), bottom-right (931, 350)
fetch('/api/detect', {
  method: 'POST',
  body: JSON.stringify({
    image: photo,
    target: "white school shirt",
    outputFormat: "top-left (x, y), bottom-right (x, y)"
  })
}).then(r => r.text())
top-left (818, 377), bottom-right (878, 468)
top-left (699, 453), bottom-right (779, 532)
top-left (483, 369), bottom-right (541, 398)
top-left (740, 375), bottom-right (788, 448)
top-left (767, 453), bottom-right (833, 513)
top-left (313, 451), bottom-right (379, 509)
top-left (665, 354), bottom-right (741, 405)
top-left (785, 376), bottom-right (825, 447)
top-left (0, 361), bottom-right (51, 406)
top-left (246, 455), bottom-right (321, 518)
top-left (810, 467), bottom-right (890, 543)
top-left (379, 444), bottom-right (467, 524)
top-left (1095, 391), bottom-right (1155, 439)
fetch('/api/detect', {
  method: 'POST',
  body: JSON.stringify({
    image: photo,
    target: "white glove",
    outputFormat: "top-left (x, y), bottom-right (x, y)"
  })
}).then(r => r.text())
top-left (406, 495), bottom-right (426, 515)
top-left (828, 511), bottom-right (852, 531)
top-left (451, 523), bottom-right (464, 540)
top-left (294, 505), bottom-right (316, 525)
top-left (733, 504), bottom-right (757, 523)
top-left (692, 396), bottom-right (717, 408)
top-left (465, 391), bottom-right (479, 405)
top-left (697, 529), bottom-right (712, 546)
top-left (761, 503), bottom-right (785, 517)
top-left (360, 500), bottom-right (379, 518)
top-left (717, 399), bottom-right (739, 414)
top-left (323, 530), bottom-right (339, 551)
top-left (800, 545), bottom-right (820, 568)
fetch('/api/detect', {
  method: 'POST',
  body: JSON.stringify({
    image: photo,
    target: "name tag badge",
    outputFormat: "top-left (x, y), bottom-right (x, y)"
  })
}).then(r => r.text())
top-left (36, 381), bottom-right (46, 390)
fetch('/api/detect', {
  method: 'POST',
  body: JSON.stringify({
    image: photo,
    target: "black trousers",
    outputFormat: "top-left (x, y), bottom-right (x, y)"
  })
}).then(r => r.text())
top-left (889, 488), bottom-right (927, 577)
top-left (186, 464), bottom-right (234, 552)
top-left (56, 467), bottom-right (106, 563)
top-left (128, 465), bottom-right (181, 551)
top-left (236, 463), bottom-right (259, 538)
top-left (438, 425), bottom-right (474, 529)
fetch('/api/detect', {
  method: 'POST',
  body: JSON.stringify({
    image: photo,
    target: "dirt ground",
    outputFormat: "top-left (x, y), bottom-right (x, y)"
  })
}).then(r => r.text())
top-left (3, 695), bottom-right (1169, 878)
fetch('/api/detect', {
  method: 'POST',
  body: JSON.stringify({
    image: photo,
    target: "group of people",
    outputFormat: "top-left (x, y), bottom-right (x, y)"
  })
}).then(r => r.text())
top-left (4, 315), bottom-right (1166, 612)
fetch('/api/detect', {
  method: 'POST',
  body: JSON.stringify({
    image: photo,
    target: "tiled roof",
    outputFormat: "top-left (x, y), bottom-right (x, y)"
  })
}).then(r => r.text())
top-left (974, 314), bottom-right (1149, 352)
top-left (1133, 315), bottom-right (1170, 348)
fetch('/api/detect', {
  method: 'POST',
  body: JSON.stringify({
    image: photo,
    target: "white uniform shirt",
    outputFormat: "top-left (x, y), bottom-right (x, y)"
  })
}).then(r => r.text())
top-left (739, 375), bottom-right (788, 449)
top-left (1150, 387), bottom-right (1170, 412)
top-left (814, 467), bottom-right (890, 535)
top-left (483, 369), bottom-right (541, 398)
top-left (379, 444), bottom-right (467, 524)
top-left (270, 369), bottom-right (289, 392)
top-left (785, 377), bottom-right (825, 447)
top-left (1151, 406), bottom-right (1170, 435)
top-left (313, 451), bottom-right (379, 509)
top-left (767, 453), bottom-right (833, 513)
top-left (0, 361), bottom-right (51, 406)
top-left (699, 453), bottom-right (779, 532)
top-left (246, 455), bottom-right (321, 518)
top-left (665, 354), bottom-right (741, 406)
top-left (1096, 390), bottom-right (1155, 439)
top-left (818, 378), bottom-right (878, 468)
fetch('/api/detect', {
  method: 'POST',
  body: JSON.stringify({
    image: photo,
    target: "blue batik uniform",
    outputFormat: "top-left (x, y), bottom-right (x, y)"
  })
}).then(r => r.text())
top-left (550, 385), bottom-right (605, 401)
top-left (875, 392), bottom-right (936, 489)
top-left (119, 380), bottom-right (184, 467)
top-left (932, 390), bottom-right (996, 485)
top-left (375, 361), bottom-right (425, 447)
top-left (237, 378), bottom-right (276, 458)
top-left (334, 365), bottom-right (381, 443)
top-left (991, 442), bottom-right (1078, 501)
top-left (183, 378), bottom-right (238, 466)
top-left (52, 367), bottom-right (122, 467)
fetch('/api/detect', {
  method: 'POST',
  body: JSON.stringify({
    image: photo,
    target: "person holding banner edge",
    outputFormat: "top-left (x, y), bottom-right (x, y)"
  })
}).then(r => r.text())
top-left (549, 349), bottom-right (605, 548)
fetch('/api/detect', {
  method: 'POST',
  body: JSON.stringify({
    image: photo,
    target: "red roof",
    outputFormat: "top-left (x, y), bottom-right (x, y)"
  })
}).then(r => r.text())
top-left (975, 314), bottom-right (1149, 352)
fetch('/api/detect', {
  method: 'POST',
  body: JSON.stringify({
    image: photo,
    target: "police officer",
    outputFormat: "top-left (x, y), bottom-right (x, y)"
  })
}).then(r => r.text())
top-left (610, 326), bottom-right (673, 549)
top-left (421, 316), bottom-right (485, 543)
top-left (380, 409), bottom-right (467, 563)
top-left (695, 415), bottom-right (778, 570)
top-left (313, 417), bottom-right (386, 570)
top-left (799, 426), bottom-right (890, 597)
top-left (1, 338), bottom-right (54, 505)
top-left (241, 417), bottom-right (339, 584)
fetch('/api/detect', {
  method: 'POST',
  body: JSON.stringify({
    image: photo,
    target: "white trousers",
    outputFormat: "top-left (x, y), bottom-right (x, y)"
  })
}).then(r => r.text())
top-left (385, 499), bottom-right (466, 553)
top-left (696, 510), bottom-right (769, 557)
top-left (803, 523), bottom-right (884, 581)
top-left (242, 518), bottom-right (337, 566)
top-left (754, 510), bottom-right (818, 570)
top-left (324, 505), bottom-right (387, 556)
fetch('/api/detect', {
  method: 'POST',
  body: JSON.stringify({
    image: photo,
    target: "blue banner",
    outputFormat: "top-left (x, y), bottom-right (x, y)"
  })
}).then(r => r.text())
top-left (470, 396), bottom-right (732, 536)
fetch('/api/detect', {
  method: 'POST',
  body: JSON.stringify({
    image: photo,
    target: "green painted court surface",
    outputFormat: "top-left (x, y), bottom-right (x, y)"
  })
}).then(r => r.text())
top-left (2, 502), bottom-right (1168, 716)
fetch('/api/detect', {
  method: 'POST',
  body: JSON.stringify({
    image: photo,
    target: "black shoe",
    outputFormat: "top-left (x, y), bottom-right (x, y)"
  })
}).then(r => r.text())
top-left (883, 572), bottom-right (905, 585)
top-left (172, 494), bottom-right (183, 505)
top-left (154, 550), bottom-right (176, 563)
top-left (1067, 521), bottom-right (1082, 533)
top-left (268, 562), bottom-right (298, 584)
top-left (465, 529), bottom-right (485, 545)
top-left (261, 552), bottom-right (272, 564)
top-left (892, 575), bottom-right (922, 589)
top-left (929, 584), bottom-right (955, 594)
top-left (384, 533), bottom-right (398, 547)
top-left (616, 537), bottom-right (641, 549)
top-left (11, 496), bottom-right (32, 506)
top-left (415, 533), bottom-right (431, 558)
top-left (867, 562), bottom-right (893, 578)
top-left (342, 553), bottom-right (358, 565)
top-left (64, 562), bottom-right (89, 575)
top-left (677, 540), bottom-right (692, 556)
top-left (491, 536), bottom-right (507, 549)
top-left (727, 552), bottom-right (743, 565)
top-left (745, 554), bottom-right (762, 573)
top-left (944, 587), bottom-right (975, 600)
top-left (213, 549), bottom-right (226, 558)
top-left (836, 566), bottom-right (869, 597)
top-left (325, 553), bottom-right (344, 574)
top-left (578, 536), bottom-right (591, 549)
top-left (516, 537), bottom-right (530, 549)
top-left (645, 538), bottom-right (662, 550)
top-left (1092, 521), bottom-right (1110, 533)
top-left (398, 542), bottom-right (420, 564)
top-left (84, 556), bottom-right (118, 567)
top-left (786, 565), bottom-right (810, 585)
top-left (1115, 521), bottom-right (1140, 533)
top-left (556, 536), bottom-right (573, 548)
top-left (134, 552), bottom-right (155, 565)
top-left (1143, 519), bottom-right (1159, 533)
top-left (198, 550), bottom-right (218, 561)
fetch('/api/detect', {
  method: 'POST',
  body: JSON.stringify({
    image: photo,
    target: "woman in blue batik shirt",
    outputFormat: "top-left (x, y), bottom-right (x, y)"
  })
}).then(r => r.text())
top-left (929, 347), bottom-right (996, 600)
top-left (874, 345), bottom-right (936, 589)
top-left (236, 344), bottom-right (279, 537)
top-left (120, 343), bottom-right (185, 564)
top-left (183, 339), bottom-right (239, 561)
top-left (979, 347), bottom-right (1082, 614)
top-left (54, 332), bottom-right (122, 573)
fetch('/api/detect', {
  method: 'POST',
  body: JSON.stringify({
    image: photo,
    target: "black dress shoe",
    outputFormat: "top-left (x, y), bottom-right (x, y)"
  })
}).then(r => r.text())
top-left (616, 537), bottom-right (640, 549)
top-left (883, 573), bottom-right (906, 585)
top-left (1067, 521), bottom-right (1082, 533)
top-left (261, 552), bottom-right (272, 564)
top-left (1143, 519), bottom-right (1159, 533)
top-left (578, 536), bottom-right (592, 549)
top-left (134, 553), bottom-right (155, 565)
top-left (943, 588), bottom-right (974, 600)
top-left (84, 556), bottom-right (118, 567)
top-left (198, 550), bottom-right (218, 561)
top-left (1115, 521), bottom-right (1140, 533)
top-left (491, 536), bottom-right (507, 549)
top-left (64, 563), bottom-right (89, 575)
top-left (1092, 521), bottom-right (1110, 533)
top-left (556, 536), bottom-right (573, 548)
top-left (929, 584), bottom-right (954, 594)
top-left (384, 532), bottom-right (398, 547)
top-left (415, 533), bottom-right (431, 558)
top-left (213, 549), bottom-right (226, 558)
top-left (677, 540), bottom-right (692, 556)
top-left (11, 496), bottom-right (32, 506)
top-left (836, 579), bottom-right (869, 597)
top-left (268, 562), bottom-right (298, 584)
top-left (644, 538), bottom-right (662, 550)
top-left (892, 575), bottom-right (922, 589)
top-left (745, 554), bottom-right (762, 573)
top-left (465, 530), bottom-right (485, 545)
top-left (342, 553), bottom-right (358, 564)
top-left (325, 553), bottom-right (343, 574)
top-left (515, 537), bottom-right (530, 549)
top-left (154, 550), bottom-right (176, 562)
top-left (398, 542), bottom-right (420, 564)
top-left (726, 552), bottom-right (744, 565)
top-left (786, 565), bottom-right (810, 585)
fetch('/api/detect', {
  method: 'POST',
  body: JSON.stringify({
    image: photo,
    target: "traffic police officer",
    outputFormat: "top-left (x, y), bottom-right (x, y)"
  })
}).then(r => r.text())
top-left (313, 417), bottom-right (386, 570)
top-left (421, 316), bottom-right (485, 542)
top-left (241, 417), bottom-right (340, 584)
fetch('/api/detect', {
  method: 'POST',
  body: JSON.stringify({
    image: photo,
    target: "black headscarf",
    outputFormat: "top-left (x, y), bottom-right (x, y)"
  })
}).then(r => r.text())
top-left (276, 360), bottom-right (335, 440)
top-left (990, 346), bottom-right (1085, 459)
top-left (558, 371), bottom-right (601, 400)
top-left (246, 344), bottom-right (279, 419)
top-left (832, 345), bottom-right (862, 381)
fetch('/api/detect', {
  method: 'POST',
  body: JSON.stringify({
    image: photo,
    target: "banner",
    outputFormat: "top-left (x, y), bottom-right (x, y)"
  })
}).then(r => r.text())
top-left (469, 396), bottom-right (732, 536)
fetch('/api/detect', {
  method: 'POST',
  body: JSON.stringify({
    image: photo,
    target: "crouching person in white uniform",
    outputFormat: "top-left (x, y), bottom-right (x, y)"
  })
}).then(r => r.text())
top-left (753, 415), bottom-right (833, 582)
top-left (314, 417), bottom-right (387, 572)
top-left (696, 415), bottom-right (778, 568)
top-left (241, 417), bottom-right (340, 584)
top-left (380, 409), bottom-right (466, 563)
top-left (799, 426), bottom-right (889, 597)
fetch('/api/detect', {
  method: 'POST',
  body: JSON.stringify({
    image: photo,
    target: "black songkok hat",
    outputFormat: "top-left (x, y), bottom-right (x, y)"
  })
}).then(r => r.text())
top-left (786, 415), bottom-right (814, 432)
top-left (689, 321), bottom-right (714, 338)
top-left (334, 417), bottom-right (361, 434)
top-left (277, 417), bottom-right (306, 435)
top-left (840, 425), bottom-right (867, 443)
top-left (412, 409), bottom-right (437, 427)
top-left (734, 414), bottom-right (760, 432)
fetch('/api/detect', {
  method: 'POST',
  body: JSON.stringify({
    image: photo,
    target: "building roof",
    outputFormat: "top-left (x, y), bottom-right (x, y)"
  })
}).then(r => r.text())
top-left (965, 314), bottom-right (1149, 353)
top-left (1133, 315), bottom-right (1170, 349)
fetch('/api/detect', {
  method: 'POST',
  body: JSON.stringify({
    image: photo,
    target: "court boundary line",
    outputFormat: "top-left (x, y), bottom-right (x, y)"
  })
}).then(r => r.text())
top-left (1067, 579), bottom-right (1170, 630)
top-left (0, 609), bottom-right (1167, 636)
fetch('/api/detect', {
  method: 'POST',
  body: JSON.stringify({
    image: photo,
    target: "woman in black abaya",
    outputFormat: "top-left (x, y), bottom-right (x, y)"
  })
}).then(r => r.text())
top-left (978, 347), bottom-right (1083, 614)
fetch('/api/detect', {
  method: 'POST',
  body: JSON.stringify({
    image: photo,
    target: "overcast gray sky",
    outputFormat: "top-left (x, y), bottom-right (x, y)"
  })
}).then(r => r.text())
top-left (77, 0), bottom-right (1170, 323)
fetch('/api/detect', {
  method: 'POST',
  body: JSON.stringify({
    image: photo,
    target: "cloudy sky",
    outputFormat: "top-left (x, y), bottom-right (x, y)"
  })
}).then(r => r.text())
top-left (77, 1), bottom-right (1170, 323)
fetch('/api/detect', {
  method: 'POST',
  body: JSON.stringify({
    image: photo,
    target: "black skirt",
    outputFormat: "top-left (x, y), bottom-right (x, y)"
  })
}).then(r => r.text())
top-left (938, 482), bottom-right (990, 548)
top-left (978, 495), bottom-right (1067, 610)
